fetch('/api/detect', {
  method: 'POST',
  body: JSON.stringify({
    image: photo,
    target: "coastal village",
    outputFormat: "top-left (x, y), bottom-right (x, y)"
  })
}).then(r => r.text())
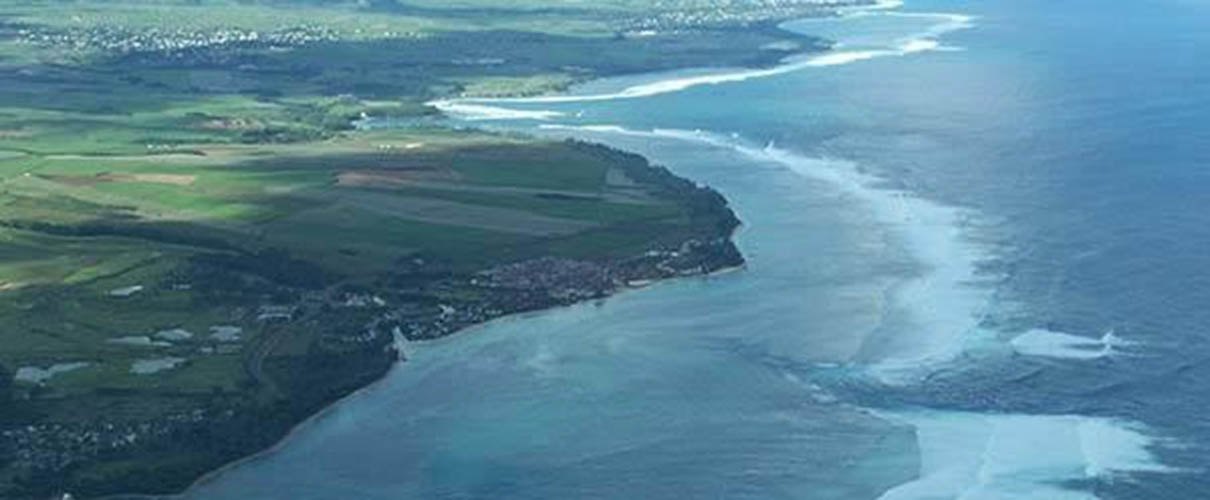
top-left (0, 0), bottom-right (836, 494)
top-left (13, 24), bottom-right (346, 61)
top-left (1, 237), bottom-right (741, 477)
top-left (624, 0), bottom-right (867, 31)
top-left (6, 0), bottom-right (862, 62)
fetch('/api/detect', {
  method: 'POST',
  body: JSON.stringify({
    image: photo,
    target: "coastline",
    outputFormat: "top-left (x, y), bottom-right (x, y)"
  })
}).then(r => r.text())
top-left (429, 9), bottom-right (973, 121)
top-left (96, 355), bottom-right (408, 500)
top-left (73, 8), bottom-right (849, 499)
top-left (10, 128), bottom-right (749, 499)
top-left (101, 251), bottom-right (750, 500)
top-left (89, 143), bottom-right (750, 500)
top-left (166, 2), bottom-right (1195, 498)
top-left (14, 0), bottom-right (1202, 497)
top-left (425, 14), bottom-right (846, 115)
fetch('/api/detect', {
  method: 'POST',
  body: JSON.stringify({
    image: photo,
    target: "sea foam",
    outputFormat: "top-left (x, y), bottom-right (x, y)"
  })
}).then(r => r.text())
top-left (428, 6), bottom-right (976, 116)
top-left (450, 4), bottom-right (1172, 494)
top-left (540, 125), bottom-right (990, 382)
top-left (535, 124), bottom-right (1172, 497)
top-left (875, 411), bottom-right (1170, 500)
top-left (432, 101), bottom-right (566, 121)
top-left (1010, 329), bottom-right (1135, 360)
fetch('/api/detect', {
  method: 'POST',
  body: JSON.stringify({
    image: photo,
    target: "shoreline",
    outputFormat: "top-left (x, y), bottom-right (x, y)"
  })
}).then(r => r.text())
top-left (101, 257), bottom-right (750, 500)
top-left (156, 2), bottom-right (1192, 498)
top-left (425, 14), bottom-right (843, 114)
top-left (429, 9), bottom-right (972, 119)
top-left (98, 356), bottom-right (408, 500)
top-left (62, 131), bottom-right (747, 500)
top-left (73, 7), bottom-right (855, 498)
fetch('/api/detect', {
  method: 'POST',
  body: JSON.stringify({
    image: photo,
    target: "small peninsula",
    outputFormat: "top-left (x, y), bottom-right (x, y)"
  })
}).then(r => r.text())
top-left (0, 0), bottom-right (864, 496)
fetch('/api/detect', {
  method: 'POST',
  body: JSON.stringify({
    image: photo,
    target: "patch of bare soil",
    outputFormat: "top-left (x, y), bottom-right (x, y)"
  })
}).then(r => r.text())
top-left (196, 117), bottom-right (264, 130)
top-left (40, 172), bottom-right (196, 186)
top-left (335, 167), bottom-right (463, 187)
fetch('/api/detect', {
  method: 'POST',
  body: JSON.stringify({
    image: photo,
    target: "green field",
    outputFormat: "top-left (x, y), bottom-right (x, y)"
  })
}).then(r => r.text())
top-left (0, 127), bottom-right (707, 384)
top-left (0, 0), bottom-right (852, 496)
top-left (0, 113), bottom-right (734, 496)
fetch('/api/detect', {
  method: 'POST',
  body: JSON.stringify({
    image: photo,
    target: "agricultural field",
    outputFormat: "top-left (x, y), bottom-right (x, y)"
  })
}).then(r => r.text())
top-left (0, 0), bottom-right (859, 496)
top-left (0, 111), bottom-right (739, 495)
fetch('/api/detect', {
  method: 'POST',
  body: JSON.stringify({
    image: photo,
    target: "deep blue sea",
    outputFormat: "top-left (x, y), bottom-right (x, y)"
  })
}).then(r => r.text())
top-left (187, 1), bottom-right (1210, 498)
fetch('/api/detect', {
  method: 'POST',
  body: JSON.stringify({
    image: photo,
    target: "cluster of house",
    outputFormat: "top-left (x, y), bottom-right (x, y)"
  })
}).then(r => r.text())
top-left (621, 0), bottom-right (859, 32)
top-left (1, 236), bottom-right (742, 478)
top-left (390, 241), bottom-right (740, 341)
top-left (1, 409), bottom-right (211, 473)
top-left (15, 24), bottom-right (342, 57)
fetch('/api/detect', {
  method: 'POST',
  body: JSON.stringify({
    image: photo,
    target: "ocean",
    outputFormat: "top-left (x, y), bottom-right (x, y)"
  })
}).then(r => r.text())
top-left (186, 0), bottom-right (1210, 498)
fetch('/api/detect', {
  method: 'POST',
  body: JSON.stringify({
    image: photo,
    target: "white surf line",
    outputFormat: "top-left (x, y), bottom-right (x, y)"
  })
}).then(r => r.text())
top-left (428, 4), bottom-right (976, 118)
top-left (540, 124), bottom-right (989, 380)
top-left (872, 11), bottom-right (976, 52)
top-left (584, 128), bottom-right (1137, 372)
top-left (429, 101), bottom-right (567, 121)
top-left (842, 0), bottom-right (906, 14)
top-left (873, 410), bottom-right (1173, 500)
top-left (429, 45), bottom-right (894, 117)
top-left (1009, 328), bottom-right (1138, 360)
top-left (543, 125), bottom-right (1177, 496)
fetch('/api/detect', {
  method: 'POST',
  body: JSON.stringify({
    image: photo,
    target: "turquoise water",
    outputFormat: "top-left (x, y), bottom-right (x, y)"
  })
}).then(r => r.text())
top-left (189, 1), bottom-right (1210, 498)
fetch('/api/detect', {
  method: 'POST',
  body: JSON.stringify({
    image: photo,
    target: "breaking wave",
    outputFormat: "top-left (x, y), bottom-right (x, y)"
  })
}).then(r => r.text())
top-left (438, 3), bottom-right (1174, 496)
top-left (541, 124), bottom-right (988, 379)
top-left (429, 5), bottom-right (976, 118)
top-left (875, 411), bottom-right (1171, 500)
top-left (537, 123), bottom-right (1171, 499)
